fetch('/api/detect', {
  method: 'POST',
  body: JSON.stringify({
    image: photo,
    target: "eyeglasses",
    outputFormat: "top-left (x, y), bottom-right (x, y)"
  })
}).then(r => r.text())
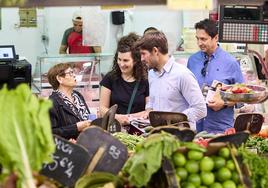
top-left (63, 70), bottom-right (75, 76)
top-left (201, 59), bottom-right (209, 77)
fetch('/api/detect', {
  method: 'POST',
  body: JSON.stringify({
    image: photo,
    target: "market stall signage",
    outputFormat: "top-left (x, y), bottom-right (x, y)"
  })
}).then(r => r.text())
top-left (41, 135), bottom-right (90, 187)
top-left (167, 0), bottom-right (212, 10)
top-left (77, 126), bottom-right (128, 175)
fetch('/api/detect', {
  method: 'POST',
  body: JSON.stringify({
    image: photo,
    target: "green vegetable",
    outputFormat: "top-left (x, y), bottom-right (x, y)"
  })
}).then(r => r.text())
top-left (246, 136), bottom-right (268, 154)
top-left (238, 146), bottom-right (268, 188)
top-left (75, 172), bottom-right (123, 188)
top-left (122, 132), bottom-right (181, 187)
top-left (113, 132), bottom-right (144, 151)
top-left (0, 84), bottom-right (55, 188)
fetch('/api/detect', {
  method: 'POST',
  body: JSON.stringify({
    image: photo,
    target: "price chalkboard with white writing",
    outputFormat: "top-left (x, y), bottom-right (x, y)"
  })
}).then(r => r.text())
top-left (41, 135), bottom-right (90, 187)
top-left (77, 126), bottom-right (128, 175)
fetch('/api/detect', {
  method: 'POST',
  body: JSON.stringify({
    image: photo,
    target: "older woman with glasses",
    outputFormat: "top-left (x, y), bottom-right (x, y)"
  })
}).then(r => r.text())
top-left (47, 63), bottom-right (91, 140)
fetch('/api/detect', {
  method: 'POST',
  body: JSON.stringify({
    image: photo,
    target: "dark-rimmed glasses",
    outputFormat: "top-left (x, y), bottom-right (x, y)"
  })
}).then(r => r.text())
top-left (60, 70), bottom-right (75, 77)
top-left (201, 59), bottom-right (209, 77)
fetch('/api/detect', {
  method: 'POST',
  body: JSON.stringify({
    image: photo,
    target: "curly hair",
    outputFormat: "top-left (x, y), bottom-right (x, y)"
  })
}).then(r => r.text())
top-left (108, 32), bottom-right (148, 81)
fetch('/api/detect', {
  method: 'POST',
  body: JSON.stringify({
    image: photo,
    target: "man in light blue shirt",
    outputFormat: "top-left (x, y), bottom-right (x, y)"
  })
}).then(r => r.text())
top-left (135, 31), bottom-right (207, 129)
top-left (187, 19), bottom-right (244, 133)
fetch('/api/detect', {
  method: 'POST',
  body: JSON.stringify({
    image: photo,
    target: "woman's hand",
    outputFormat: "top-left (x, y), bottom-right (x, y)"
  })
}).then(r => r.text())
top-left (115, 114), bottom-right (129, 125)
top-left (77, 120), bottom-right (91, 131)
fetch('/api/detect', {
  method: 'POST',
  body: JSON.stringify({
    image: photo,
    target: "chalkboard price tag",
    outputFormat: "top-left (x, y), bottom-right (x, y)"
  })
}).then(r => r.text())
top-left (41, 135), bottom-right (90, 187)
top-left (76, 126), bottom-right (128, 175)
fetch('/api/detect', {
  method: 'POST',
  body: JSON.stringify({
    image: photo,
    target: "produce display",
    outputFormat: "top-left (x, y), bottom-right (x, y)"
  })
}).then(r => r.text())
top-left (245, 136), bottom-right (268, 154)
top-left (112, 132), bottom-right (144, 152)
top-left (122, 132), bottom-right (181, 187)
top-left (238, 147), bottom-right (268, 188)
top-left (0, 84), bottom-right (55, 188)
top-left (172, 143), bottom-right (243, 188)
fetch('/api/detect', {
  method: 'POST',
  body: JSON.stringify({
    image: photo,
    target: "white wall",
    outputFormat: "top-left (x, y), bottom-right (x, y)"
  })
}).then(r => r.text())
top-left (0, 6), bottom-right (185, 74)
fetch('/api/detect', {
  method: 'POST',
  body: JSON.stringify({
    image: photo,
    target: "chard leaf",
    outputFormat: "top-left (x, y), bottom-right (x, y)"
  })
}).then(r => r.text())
top-left (0, 84), bottom-right (55, 188)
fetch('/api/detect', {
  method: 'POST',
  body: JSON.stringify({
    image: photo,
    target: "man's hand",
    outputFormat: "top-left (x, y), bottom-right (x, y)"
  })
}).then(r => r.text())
top-left (207, 87), bottom-right (225, 111)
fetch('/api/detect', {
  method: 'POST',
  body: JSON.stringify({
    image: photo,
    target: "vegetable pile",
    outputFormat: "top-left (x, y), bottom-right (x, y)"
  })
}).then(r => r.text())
top-left (0, 84), bottom-right (55, 188)
top-left (245, 136), bottom-right (268, 154)
top-left (112, 132), bottom-right (144, 152)
top-left (238, 146), bottom-right (268, 188)
top-left (172, 143), bottom-right (243, 188)
top-left (122, 132), bottom-right (180, 187)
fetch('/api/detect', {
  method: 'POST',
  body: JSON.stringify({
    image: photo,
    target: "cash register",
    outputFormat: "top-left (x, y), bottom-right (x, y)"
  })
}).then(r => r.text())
top-left (0, 45), bottom-right (31, 89)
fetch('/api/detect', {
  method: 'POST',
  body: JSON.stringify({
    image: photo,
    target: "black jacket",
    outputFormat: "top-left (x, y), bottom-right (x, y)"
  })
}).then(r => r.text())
top-left (49, 90), bottom-right (90, 140)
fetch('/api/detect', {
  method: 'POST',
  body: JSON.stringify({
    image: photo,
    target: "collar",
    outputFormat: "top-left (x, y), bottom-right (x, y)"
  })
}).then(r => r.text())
top-left (201, 46), bottom-right (222, 60)
top-left (153, 56), bottom-right (175, 76)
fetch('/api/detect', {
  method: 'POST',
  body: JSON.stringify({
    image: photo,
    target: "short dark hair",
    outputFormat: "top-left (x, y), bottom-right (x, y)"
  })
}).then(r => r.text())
top-left (143, 27), bottom-right (158, 35)
top-left (135, 31), bottom-right (168, 54)
top-left (109, 32), bottom-right (147, 81)
top-left (195, 19), bottom-right (218, 38)
top-left (47, 63), bottom-right (72, 90)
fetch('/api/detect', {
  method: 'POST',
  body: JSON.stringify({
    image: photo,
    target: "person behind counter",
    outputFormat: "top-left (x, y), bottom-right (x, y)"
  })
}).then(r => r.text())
top-left (59, 10), bottom-right (101, 54)
top-left (48, 63), bottom-right (91, 140)
top-left (100, 33), bottom-right (149, 125)
top-left (187, 19), bottom-right (244, 133)
top-left (135, 31), bottom-right (207, 129)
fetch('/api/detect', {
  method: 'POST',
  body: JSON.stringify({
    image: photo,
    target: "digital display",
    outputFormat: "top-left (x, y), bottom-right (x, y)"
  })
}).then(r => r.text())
top-left (0, 45), bottom-right (16, 62)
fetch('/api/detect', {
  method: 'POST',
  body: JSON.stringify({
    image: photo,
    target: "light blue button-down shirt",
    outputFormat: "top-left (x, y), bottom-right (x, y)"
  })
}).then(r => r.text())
top-left (146, 56), bottom-right (207, 127)
top-left (187, 47), bottom-right (244, 133)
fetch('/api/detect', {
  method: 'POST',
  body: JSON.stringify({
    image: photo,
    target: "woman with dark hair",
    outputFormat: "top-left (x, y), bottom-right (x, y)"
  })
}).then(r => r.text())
top-left (48, 63), bottom-right (91, 140)
top-left (100, 33), bottom-right (149, 125)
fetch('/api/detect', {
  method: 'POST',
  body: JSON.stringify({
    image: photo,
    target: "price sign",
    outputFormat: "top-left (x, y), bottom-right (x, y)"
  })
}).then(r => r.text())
top-left (41, 135), bottom-right (90, 187)
top-left (77, 126), bottom-right (128, 174)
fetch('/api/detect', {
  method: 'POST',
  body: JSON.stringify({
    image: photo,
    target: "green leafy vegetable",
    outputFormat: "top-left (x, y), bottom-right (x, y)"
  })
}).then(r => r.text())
top-left (0, 84), bottom-right (55, 188)
top-left (238, 146), bottom-right (268, 188)
top-left (122, 132), bottom-right (180, 187)
top-left (112, 132), bottom-right (144, 151)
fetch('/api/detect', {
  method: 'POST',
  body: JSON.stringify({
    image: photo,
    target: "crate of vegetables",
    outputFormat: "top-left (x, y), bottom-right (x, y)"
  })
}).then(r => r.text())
top-left (220, 84), bottom-right (268, 104)
top-left (172, 142), bottom-right (249, 188)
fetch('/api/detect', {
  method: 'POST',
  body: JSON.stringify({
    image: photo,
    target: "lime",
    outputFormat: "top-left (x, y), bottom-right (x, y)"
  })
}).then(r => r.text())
top-left (209, 182), bottom-right (223, 188)
top-left (232, 171), bottom-right (240, 184)
top-left (222, 180), bottom-right (236, 188)
top-left (226, 160), bottom-right (235, 171)
top-left (218, 147), bottom-right (230, 159)
top-left (176, 167), bottom-right (188, 180)
top-left (213, 156), bottom-right (226, 169)
top-left (173, 152), bottom-right (186, 167)
top-left (181, 182), bottom-right (196, 188)
top-left (187, 150), bottom-right (204, 160)
top-left (216, 167), bottom-right (232, 182)
top-left (185, 160), bottom-right (199, 174)
top-left (188, 174), bottom-right (201, 187)
top-left (200, 156), bottom-right (214, 172)
top-left (200, 171), bottom-right (215, 186)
